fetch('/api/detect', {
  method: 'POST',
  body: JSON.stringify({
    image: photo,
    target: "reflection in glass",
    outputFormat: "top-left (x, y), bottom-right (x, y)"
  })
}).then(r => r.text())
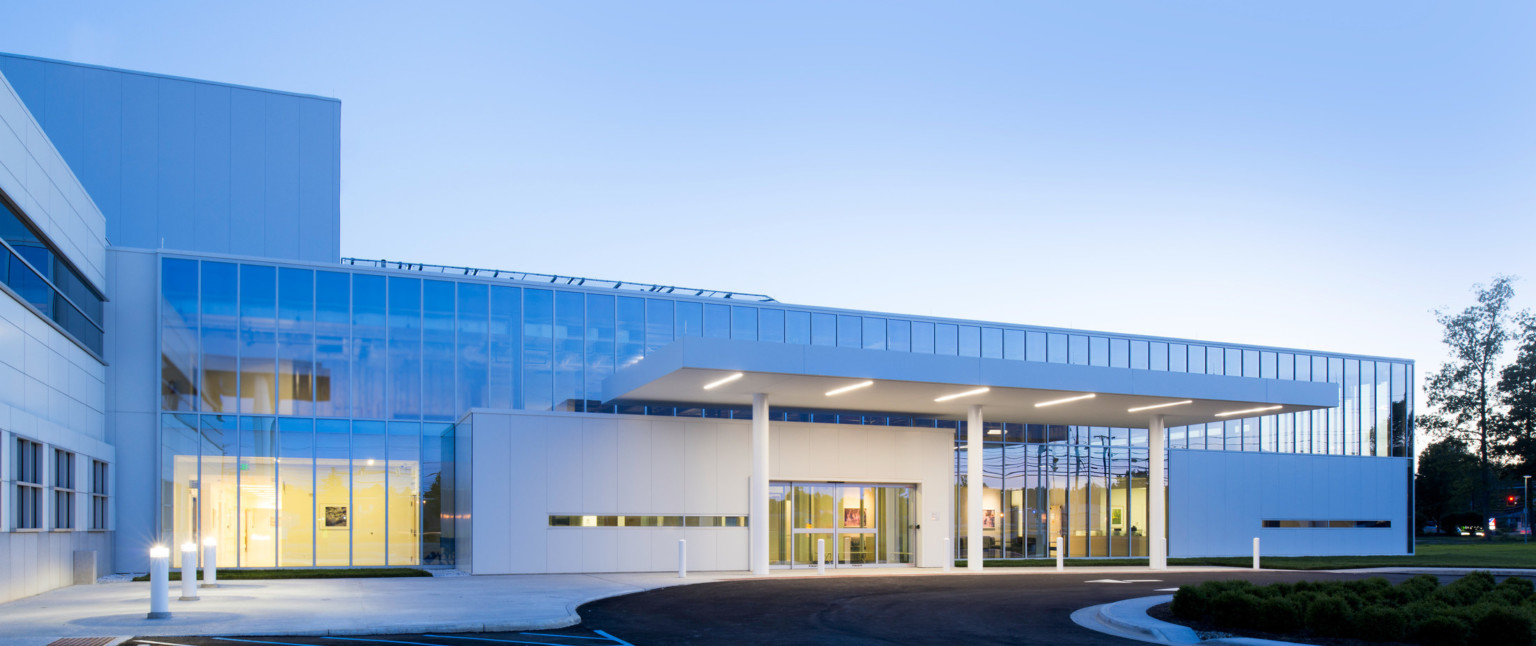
top-left (240, 266), bottom-right (277, 414)
top-left (278, 418), bottom-right (314, 566)
top-left (201, 262), bottom-right (239, 412)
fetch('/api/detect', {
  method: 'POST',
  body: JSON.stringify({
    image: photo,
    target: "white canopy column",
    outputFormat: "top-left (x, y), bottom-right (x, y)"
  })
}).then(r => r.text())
top-left (750, 393), bottom-right (770, 576)
top-left (1149, 414), bottom-right (1167, 570)
top-left (967, 404), bottom-right (984, 571)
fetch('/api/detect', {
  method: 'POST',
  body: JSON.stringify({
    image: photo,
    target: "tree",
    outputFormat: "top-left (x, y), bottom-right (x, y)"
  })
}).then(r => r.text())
top-left (1499, 313), bottom-right (1536, 475)
top-left (1416, 437), bottom-right (1478, 530)
top-left (1423, 276), bottom-right (1519, 534)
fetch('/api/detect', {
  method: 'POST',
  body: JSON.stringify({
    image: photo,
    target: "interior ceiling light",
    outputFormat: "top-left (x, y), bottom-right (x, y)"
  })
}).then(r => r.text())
top-left (703, 372), bottom-right (744, 390)
top-left (1215, 405), bottom-right (1283, 418)
top-left (935, 387), bottom-right (990, 403)
top-left (1127, 400), bottom-right (1194, 413)
top-left (1034, 393), bottom-right (1096, 408)
top-left (987, 429), bottom-right (1002, 435)
top-left (825, 380), bottom-right (875, 397)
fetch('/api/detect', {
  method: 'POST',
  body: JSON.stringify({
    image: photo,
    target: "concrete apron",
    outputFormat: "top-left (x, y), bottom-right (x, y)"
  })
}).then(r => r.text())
top-left (0, 566), bottom-right (1252, 646)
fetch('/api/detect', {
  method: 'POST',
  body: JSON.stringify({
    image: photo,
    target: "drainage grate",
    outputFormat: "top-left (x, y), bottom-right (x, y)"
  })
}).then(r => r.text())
top-left (47, 639), bottom-right (115, 646)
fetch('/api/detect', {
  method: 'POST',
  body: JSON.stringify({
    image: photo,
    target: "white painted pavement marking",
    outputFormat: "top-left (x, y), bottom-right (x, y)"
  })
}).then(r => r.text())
top-left (1084, 579), bottom-right (1163, 584)
top-left (1156, 587), bottom-right (1181, 592)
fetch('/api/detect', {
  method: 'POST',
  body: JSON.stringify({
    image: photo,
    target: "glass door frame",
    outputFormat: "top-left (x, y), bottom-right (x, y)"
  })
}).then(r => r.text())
top-left (771, 480), bottom-right (916, 569)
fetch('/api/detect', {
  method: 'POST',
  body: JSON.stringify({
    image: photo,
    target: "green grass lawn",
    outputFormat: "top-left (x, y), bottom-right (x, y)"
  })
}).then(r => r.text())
top-left (958, 539), bottom-right (1536, 570)
top-left (131, 567), bottom-right (432, 581)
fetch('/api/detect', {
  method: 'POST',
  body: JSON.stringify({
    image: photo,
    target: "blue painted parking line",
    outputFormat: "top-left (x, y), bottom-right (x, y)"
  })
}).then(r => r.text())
top-left (592, 631), bottom-right (631, 646)
top-left (215, 639), bottom-right (324, 646)
top-left (424, 632), bottom-right (625, 646)
top-left (328, 638), bottom-right (453, 646)
top-left (416, 636), bottom-right (585, 646)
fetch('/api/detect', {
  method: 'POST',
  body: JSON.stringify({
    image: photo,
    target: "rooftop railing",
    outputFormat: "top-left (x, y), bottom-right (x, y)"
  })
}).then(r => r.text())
top-left (341, 258), bottom-right (777, 302)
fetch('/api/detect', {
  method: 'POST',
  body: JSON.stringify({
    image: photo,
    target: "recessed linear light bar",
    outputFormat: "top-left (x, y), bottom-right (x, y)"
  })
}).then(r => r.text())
top-left (1127, 400), bottom-right (1194, 413)
top-left (1034, 393), bottom-right (1096, 408)
top-left (935, 387), bottom-right (990, 403)
top-left (1214, 405), bottom-right (1283, 418)
top-left (703, 372), bottom-right (744, 390)
top-left (825, 380), bottom-right (875, 397)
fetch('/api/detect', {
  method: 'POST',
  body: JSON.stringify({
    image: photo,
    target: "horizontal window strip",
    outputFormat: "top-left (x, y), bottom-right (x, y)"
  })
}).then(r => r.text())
top-left (1262, 520), bottom-right (1391, 529)
top-left (548, 515), bottom-right (749, 528)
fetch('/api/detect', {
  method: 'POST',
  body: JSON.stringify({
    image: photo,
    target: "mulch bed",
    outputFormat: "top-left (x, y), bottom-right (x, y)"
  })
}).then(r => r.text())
top-left (1146, 602), bottom-right (1414, 646)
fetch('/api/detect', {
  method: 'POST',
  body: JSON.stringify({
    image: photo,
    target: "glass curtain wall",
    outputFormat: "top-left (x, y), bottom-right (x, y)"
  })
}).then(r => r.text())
top-left (957, 423), bottom-right (1150, 560)
top-left (159, 254), bottom-right (1413, 566)
top-left (163, 413), bottom-right (452, 567)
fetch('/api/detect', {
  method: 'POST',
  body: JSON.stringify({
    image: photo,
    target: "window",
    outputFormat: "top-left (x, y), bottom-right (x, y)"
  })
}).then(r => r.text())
top-left (53, 449), bottom-right (75, 529)
top-left (14, 438), bottom-right (42, 530)
top-left (0, 191), bottom-right (106, 354)
top-left (91, 460), bottom-right (108, 530)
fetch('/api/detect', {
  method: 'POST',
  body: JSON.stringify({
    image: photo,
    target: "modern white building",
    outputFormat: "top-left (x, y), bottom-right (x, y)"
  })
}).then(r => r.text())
top-left (0, 54), bottom-right (1414, 602)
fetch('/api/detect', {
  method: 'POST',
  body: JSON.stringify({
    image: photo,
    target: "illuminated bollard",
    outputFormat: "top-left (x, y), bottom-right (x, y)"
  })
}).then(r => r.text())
top-left (148, 545), bottom-right (170, 619)
top-left (943, 537), bottom-right (952, 572)
top-left (1252, 537), bottom-right (1261, 570)
top-left (202, 537), bottom-right (219, 588)
top-left (1055, 536), bottom-right (1064, 571)
top-left (179, 543), bottom-right (199, 601)
top-left (677, 539), bottom-right (687, 579)
top-left (817, 538), bottom-right (826, 575)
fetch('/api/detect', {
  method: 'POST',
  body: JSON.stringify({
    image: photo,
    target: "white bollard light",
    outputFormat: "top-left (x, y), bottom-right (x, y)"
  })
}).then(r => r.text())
top-left (1056, 536), bottom-right (1064, 571)
top-left (202, 537), bottom-right (219, 588)
top-left (148, 545), bottom-right (171, 619)
top-left (677, 539), bottom-right (687, 579)
top-left (179, 542), bottom-right (199, 601)
top-left (817, 538), bottom-right (826, 575)
top-left (1252, 537), bottom-right (1261, 570)
top-left (943, 537), bottom-right (952, 572)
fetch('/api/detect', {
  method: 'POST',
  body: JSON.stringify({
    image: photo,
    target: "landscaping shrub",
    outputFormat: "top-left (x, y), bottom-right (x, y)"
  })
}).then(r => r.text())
top-left (1396, 574), bottom-right (1441, 604)
top-left (1171, 585), bottom-right (1208, 620)
top-left (1413, 615), bottom-right (1470, 646)
top-left (1162, 572), bottom-right (1536, 646)
top-left (1354, 605), bottom-right (1408, 642)
top-left (1254, 595), bottom-right (1302, 634)
top-left (1435, 574), bottom-right (1492, 606)
top-left (1305, 594), bottom-right (1354, 638)
top-left (1469, 605), bottom-right (1533, 646)
top-left (1209, 591), bottom-right (1262, 630)
top-left (1491, 577), bottom-right (1536, 608)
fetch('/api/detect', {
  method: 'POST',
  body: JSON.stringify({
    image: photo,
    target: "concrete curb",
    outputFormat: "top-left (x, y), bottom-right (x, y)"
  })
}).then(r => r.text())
top-left (1096, 595), bottom-right (1200, 643)
top-left (1072, 594), bottom-right (1307, 646)
top-left (1328, 567), bottom-right (1536, 577)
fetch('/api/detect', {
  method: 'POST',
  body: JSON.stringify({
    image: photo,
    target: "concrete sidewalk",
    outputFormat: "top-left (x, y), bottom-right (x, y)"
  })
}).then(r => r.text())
top-left (0, 572), bottom-right (743, 646)
top-left (0, 565), bottom-right (1245, 646)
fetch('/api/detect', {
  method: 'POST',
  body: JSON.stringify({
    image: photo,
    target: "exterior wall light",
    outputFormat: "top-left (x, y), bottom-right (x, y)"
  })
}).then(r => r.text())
top-left (1035, 393), bottom-right (1096, 407)
top-left (703, 372), bottom-right (744, 390)
top-left (934, 387), bottom-right (989, 403)
top-left (825, 380), bottom-right (874, 396)
top-left (1215, 405), bottom-right (1283, 417)
top-left (1127, 400), bottom-right (1193, 413)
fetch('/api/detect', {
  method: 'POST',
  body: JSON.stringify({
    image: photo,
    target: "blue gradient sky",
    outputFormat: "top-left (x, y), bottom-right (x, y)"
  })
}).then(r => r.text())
top-left (4, 2), bottom-right (1534, 433)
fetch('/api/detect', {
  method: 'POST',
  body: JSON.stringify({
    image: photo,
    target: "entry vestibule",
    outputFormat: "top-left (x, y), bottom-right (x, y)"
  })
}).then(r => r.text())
top-left (769, 482), bottom-right (914, 567)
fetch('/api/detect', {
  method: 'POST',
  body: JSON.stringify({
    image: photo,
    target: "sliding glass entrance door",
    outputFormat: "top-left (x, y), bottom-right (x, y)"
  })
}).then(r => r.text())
top-left (770, 482), bottom-right (914, 568)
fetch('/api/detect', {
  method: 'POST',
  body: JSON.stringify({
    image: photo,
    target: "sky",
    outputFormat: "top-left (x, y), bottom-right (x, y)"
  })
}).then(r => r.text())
top-left (3, 2), bottom-right (1535, 449)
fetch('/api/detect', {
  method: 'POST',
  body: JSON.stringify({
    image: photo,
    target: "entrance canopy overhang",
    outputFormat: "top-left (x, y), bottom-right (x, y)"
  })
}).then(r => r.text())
top-left (603, 337), bottom-right (1339, 428)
